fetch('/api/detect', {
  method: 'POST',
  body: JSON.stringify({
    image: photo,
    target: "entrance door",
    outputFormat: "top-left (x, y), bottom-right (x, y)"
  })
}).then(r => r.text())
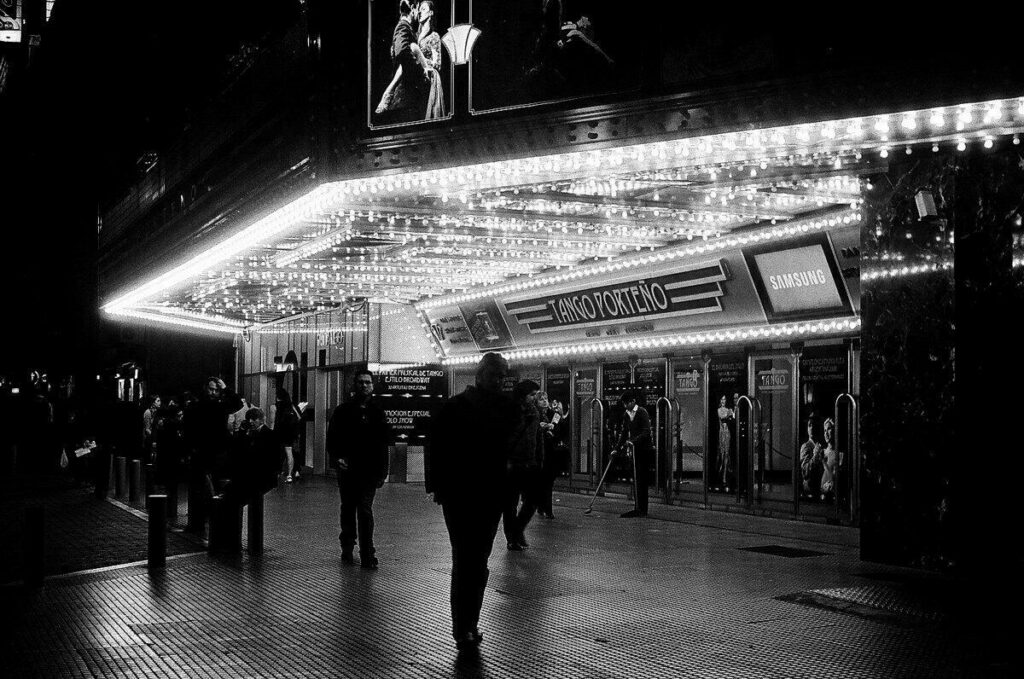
top-left (572, 368), bottom-right (598, 478)
top-left (670, 358), bottom-right (705, 501)
top-left (752, 355), bottom-right (795, 505)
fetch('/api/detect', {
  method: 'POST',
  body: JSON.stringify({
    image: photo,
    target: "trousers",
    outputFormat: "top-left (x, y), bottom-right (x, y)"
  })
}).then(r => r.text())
top-left (442, 500), bottom-right (501, 639)
top-left (337, 474), bottom-right (378, 557)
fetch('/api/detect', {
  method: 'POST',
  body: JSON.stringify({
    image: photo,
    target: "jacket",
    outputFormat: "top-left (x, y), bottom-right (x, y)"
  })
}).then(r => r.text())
top-left (326, 399), bottom-right (391, 484)
top-left (427, 386), bottom-right (514, 507)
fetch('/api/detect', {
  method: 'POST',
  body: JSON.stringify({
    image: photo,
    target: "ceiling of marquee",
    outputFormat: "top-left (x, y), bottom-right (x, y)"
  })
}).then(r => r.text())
top-left (142, 154), bottom-right (873, 326)
top-left (106, 98), bottom-right (1023, 331)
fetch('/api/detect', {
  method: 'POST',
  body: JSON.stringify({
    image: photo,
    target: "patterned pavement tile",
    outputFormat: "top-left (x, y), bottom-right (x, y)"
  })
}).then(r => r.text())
top-left (0, 474), bottom-right (1017, 678)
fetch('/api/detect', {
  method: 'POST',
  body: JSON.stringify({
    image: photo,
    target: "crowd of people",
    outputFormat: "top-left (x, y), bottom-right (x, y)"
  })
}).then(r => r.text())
top-left (2, 358), bottom-right (650, 654)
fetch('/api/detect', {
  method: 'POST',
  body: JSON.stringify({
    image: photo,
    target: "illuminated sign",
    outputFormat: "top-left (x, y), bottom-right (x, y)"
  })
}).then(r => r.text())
top-left (0, 0), bottom-right (21, 44)
top-left (505, 260), bottom-right (728, 333)
top-left (743, 234), bottom-right (852, 322)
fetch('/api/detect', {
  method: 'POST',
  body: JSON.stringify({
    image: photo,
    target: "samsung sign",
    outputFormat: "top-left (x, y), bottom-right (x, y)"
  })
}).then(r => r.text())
top-left (743, 235), bottom-right (852, 322)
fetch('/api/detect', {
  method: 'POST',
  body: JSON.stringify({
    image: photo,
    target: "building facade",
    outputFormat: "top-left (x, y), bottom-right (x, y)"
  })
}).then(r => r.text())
top-left (98, 4), bottom-right (1024, 573)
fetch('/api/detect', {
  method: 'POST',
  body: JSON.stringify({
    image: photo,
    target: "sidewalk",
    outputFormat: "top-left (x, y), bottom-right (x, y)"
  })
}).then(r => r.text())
top-left (1, 474), bottom-right (1016, 678)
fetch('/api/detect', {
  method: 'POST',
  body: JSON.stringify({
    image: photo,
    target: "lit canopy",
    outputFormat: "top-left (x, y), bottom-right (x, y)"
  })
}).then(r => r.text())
top-left (102, 97), bottom-right (1024, 335)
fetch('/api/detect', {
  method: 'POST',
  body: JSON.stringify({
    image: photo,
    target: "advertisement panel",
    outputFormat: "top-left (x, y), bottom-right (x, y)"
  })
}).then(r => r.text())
top-left (374, 364), bottom-right (448, 443)
top-left (468, 0), bottom-right (643, 114)
top-left (742, 232), bottom-right (853, 322)
top-left (0, 0), bottom-right (21, 44)
top-left (368, 0), bottom-right (455, 129)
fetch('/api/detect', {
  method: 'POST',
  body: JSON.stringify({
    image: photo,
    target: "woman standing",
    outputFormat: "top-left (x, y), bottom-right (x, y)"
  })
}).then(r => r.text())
top-left (538, 396), bottom-right (568, 519)
top-left (273, 387), bottom-right (301, 483)
top-left (417, 1), bottom-right (446, 119)
top-left (716, 395), bottom-right (733, 491)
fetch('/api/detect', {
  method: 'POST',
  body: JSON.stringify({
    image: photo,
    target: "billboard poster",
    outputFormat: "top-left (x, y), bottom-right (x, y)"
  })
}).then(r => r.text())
top-left (469, 0), bottom-right (643, 114)
top-left (0, 0), bottom-right (22, 44)
top-left (368, 0), bottom-right (455, 129)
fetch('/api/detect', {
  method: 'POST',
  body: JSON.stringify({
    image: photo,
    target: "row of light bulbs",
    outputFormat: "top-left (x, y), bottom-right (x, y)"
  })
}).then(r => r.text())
top-left (440, 318), bottom-right (862, 366)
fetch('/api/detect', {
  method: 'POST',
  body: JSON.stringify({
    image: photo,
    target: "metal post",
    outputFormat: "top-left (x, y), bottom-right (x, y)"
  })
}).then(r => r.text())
top-left (248, 493), bottom-right (264, 555)
top-left (655, 396), bottom-right (675, 500)
top-left (23, 505), bottom-right (44, 586)
top-left (735, 396), bottom-right (760, 507)
top-left (835, 393), bottom-right (859, 523)
top-left (587, 397), bottom-right (605, 485)
top-left (144, 463), bottom-right (155, 497)
top-left (129, 460), bottom-right (142, 503)
top-left (166, 477), bottom-right (179, 518)
top-left (147, 495), bottom-right (167, 570)
top-left (114, 456), bottom-right (127, 499)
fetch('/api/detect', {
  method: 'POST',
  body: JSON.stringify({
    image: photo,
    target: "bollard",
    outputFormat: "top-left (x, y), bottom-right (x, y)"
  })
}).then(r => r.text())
top-left (94, 451), bottom-right (112, 499)
top-left (129, 460), bottom-right (142, 503)
top-left (166, 478), bottom-right (179, 518)
top-left (247, 494), bottom-right (264, 555)
top-left (114, 456), bottom-right (128, 499)
top-left (208, 495), bottom-right (242, 555)
top-left (147, 495), bottom-right (167, 570)
top-left (144, 463), bottom-right (155, 497)
top-left (23, 505), bottom-right (44, 586)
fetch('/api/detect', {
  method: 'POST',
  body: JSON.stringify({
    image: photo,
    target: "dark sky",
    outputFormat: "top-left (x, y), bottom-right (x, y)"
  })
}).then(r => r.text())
top-left (1, 0), bottom-right (302, 378)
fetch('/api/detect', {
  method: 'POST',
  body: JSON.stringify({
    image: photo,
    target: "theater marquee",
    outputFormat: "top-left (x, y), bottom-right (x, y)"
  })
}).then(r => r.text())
top-left (505, 260), bottom-right (728, 333)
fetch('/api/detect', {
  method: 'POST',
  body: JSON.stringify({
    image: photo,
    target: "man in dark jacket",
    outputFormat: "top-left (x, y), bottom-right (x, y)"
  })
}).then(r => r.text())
top-left (616, 391), bottom-right (652, 518)
top-left (427, 352), bottom-right (515, 651)
top-left (326, 369), bottom-right (391, 569)
top-left (183, 377), bottom-right (242, 534)
top-left (222, 407), bottom-right (279, 505)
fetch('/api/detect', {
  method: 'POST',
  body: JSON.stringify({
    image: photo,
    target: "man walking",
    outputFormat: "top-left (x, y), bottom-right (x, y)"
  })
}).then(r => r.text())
top-left (183, 377), bottom-right (241, 534)
top-left (616, 391), bottom-right (651, 518)
top-left (427, 352), bottom-right (515, 651)
top-left (326, 369), bottom-right (391, 569)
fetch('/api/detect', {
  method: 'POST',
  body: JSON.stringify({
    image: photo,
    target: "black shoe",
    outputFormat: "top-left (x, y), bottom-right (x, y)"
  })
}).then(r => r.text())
top-left (341, 549), bottom-right (354, 564)
top-left (455, 632), bottom-right (481, 651)
top-left (518, 535), bottom-right (529, 548)
top-left (360, 555), bottom-right (378, 570)
top-left (620, 509), bottom-right (644, 518)
top-left (507, 541), bottom-right (524, 551)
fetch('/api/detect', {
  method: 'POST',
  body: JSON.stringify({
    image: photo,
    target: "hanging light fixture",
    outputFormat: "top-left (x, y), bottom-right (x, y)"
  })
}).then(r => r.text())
top-left (441, 23), bottom-right (482, 65)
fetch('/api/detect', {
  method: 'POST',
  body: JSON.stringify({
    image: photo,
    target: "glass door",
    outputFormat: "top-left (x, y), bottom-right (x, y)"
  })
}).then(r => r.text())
top-left (752, 355), bottom-right (795, 505)
top-left (572, 368), bottom-right (598, 478)
top-left (670, 358), bottom-right (705, 501)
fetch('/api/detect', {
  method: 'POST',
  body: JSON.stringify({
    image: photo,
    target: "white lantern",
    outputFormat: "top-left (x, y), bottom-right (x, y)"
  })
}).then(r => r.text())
top-left (441, 23), bottom-right (481, 65)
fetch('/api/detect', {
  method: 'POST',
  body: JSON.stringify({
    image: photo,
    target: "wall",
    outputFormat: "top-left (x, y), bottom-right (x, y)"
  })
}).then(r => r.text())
top-left (860, 149), bottom-right (1024, 574)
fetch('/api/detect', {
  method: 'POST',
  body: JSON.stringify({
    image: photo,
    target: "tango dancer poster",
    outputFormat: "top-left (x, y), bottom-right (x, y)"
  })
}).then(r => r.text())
top-left (368, 0), bottom-right (454, 129)
top-left (469, 0), bottom-right (643, 115)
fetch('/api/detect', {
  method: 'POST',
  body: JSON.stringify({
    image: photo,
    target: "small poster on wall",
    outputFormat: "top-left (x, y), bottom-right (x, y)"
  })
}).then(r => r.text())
top-left (368, 0), bottom-right (455, 129)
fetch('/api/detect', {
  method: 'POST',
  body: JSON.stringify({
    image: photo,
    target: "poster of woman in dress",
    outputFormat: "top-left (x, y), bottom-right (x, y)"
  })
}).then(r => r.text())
top-left (469, 0), bottom-right (642, 114)
top-left (369, 0), bottom-right (453, 129)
